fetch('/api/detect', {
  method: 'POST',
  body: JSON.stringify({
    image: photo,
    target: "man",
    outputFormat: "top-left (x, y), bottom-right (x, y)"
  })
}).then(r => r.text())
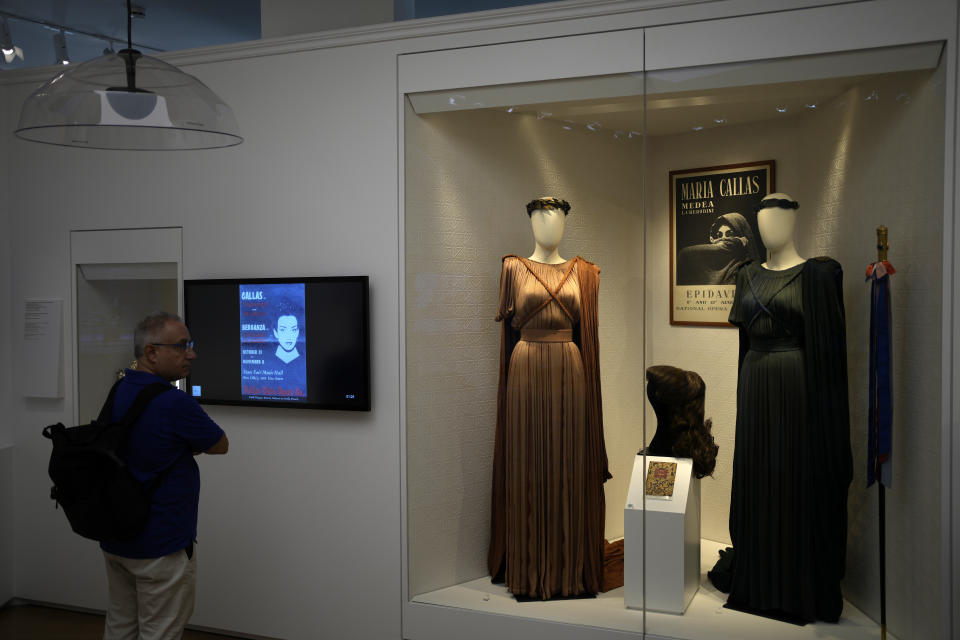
top-left (101, 311), bottom-right (228, 640)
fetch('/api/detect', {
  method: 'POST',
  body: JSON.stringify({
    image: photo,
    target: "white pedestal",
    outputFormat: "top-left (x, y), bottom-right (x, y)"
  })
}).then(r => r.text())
top-left (623, 455), bottom-right (700, 614)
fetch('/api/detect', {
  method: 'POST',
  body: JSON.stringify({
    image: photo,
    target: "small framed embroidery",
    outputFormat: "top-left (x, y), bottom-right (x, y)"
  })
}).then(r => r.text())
top-left (645, 461), bottom-right (679, 498)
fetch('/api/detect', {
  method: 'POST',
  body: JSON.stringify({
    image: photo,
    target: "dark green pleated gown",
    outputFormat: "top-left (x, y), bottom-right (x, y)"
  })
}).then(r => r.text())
top-left (727, 258), bottom-right (852, 624)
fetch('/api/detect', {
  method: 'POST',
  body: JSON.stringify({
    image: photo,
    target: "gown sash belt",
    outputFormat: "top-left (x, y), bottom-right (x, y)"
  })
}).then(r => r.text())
top-left (520, 328), bottom-right (574, 343)
top-left (749, 336), bottom-right (801, 352)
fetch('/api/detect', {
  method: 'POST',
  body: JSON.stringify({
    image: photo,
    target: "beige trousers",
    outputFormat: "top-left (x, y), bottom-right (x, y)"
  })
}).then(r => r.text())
top-left (102, 547), bottom-right (196, 640)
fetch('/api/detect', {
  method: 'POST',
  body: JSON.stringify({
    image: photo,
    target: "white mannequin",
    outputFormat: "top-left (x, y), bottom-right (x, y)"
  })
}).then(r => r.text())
top-left (757, 192), bottom-right (805, 270)
top-left (528, 207), bottom-right (568, 264)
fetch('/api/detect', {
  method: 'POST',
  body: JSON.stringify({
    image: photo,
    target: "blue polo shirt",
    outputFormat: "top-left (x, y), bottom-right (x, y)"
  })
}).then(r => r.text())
top-left (100, 369), bottom-right (224, 559)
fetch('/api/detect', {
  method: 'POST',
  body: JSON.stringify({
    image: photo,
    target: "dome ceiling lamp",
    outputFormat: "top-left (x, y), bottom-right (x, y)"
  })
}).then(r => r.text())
top-left (14, 0), bottom-right (242, 150)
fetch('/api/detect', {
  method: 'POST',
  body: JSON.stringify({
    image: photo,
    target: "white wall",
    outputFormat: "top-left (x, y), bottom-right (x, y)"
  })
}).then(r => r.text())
top-left (261, 0), bottom-right (395, 38)
top-left (0, 68), bottom-right (14, 608)
top-left (0, 61), bottom-right (11, 450)
top-left (0, 447), bottom-right (11, 608)
top-left (0, 1), bottom-right (955, 639)
top-left (2, 40), bottom-right (403, 639)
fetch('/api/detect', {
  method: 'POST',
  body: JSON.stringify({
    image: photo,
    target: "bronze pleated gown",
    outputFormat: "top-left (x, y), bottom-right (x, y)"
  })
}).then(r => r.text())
top-left (488, 255), bottom-right (609, 600)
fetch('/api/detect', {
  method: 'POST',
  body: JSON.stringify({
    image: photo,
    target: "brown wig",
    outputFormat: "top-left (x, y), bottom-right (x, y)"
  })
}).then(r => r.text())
top-left (644, 365), bottom-right (719, 478)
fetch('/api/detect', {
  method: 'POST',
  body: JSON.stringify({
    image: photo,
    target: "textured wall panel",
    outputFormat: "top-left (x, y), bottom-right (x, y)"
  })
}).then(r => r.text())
top-left (796, 70), bottom-right (944, 638)
top-left (405, 104), bottom-right (644, 597)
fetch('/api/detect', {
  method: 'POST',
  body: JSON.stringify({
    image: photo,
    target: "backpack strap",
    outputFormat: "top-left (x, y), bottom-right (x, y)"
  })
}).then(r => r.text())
top-left (42, 380), bottom-right (171, 441)
top-left (95, 379), bottom-right (125, 423)
top-left (118, 382), bottom-right (188, 495)
top-left (117, 382), bottom-right (175, 430)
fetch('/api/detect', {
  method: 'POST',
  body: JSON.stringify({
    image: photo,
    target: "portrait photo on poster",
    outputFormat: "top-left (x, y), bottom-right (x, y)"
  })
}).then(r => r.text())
top-left (670, 160), bottom-right (774, 325)
top-left (239, 282), bottom-right (307, 402)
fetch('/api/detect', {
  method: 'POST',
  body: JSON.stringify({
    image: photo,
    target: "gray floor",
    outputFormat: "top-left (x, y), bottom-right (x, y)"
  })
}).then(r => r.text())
top-left (0, 603), bottom-right (243, 639)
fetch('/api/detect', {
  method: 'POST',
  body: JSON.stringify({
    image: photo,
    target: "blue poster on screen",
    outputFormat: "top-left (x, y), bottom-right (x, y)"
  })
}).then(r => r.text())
top-left (238, 283), bottom-right (307, 401)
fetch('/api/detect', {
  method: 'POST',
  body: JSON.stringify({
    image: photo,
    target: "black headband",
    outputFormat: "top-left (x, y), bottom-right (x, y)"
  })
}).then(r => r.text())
top-left (755, 197), bottom-right (799, 212)
top-left (526, 197), bottom-right (571, 216)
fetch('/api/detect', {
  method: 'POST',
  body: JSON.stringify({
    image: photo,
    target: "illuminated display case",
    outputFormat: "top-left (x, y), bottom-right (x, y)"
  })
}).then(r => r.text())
top-left (400, 3), bottom-right (954, 639)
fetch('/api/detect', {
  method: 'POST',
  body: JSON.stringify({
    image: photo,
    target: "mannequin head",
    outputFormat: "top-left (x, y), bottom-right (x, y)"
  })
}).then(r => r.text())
top-left (530, 207), bottom-right (566, 250)
top-left (525, 197), bottom-right (571, 262)
top-left (756, 192), bottom-right (799, 252)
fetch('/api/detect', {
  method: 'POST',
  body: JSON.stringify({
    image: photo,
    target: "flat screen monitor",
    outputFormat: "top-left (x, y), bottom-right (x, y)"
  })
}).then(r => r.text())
top-left (183, 276), bottom-right (370, 411)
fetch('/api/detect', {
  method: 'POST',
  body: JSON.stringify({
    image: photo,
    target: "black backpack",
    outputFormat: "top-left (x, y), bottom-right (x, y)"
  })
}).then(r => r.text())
top-left (42, 379), bottom-right (174, 543)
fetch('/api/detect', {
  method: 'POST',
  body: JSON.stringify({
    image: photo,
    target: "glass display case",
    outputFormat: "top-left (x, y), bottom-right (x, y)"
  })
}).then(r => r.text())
top-left (70, 228), bottom-right (183, 424)
top-left (400, 9), bottom-right (951, 639)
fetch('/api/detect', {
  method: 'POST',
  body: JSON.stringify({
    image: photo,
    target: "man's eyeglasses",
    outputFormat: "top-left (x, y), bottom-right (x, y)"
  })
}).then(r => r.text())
top-left (151, 341), bottom-right (198, 354)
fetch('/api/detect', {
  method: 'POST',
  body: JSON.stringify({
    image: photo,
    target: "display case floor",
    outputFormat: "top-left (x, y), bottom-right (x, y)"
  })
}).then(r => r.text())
top-left (412, 539), bottom-right (894, 640)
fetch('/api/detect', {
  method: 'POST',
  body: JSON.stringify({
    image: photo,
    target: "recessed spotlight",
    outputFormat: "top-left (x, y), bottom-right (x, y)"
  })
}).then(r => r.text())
top-left (0, 17), bottom-right (14, 56)
top-left (54, 31), bottom-right (69, 65)
top-left (804, 103), bottom-right (818, 110)
top-left (692, 125), bottom-right (704, 131)
top-left (775, 106), bottom-right (787, 113)
top-left (714, 118), bottom-right (726, 124)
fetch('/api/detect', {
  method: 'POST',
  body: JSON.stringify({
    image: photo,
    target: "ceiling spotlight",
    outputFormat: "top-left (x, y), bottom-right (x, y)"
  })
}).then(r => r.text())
top-left (775, 106), bottom-right (788, 113)
top-left (54, 31), bottom-right (69, 65)
top-left (0, 17), bottom-right (13, 56)
top-left (3, 45), bottom-right (22, 64)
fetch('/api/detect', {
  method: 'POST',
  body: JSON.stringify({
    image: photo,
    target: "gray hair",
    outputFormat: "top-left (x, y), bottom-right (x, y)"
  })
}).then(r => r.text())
top-left (133, 311), bottom-right (182, 358)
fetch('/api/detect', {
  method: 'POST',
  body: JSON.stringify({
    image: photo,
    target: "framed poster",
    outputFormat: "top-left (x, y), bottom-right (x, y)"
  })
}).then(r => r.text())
top-left (670, 160), bottom-right (775, 325)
